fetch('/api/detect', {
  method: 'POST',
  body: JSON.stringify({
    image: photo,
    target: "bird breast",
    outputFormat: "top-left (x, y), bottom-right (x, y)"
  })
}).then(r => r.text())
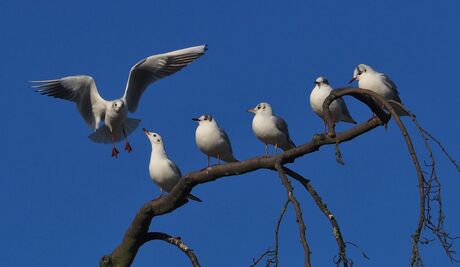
top-left (196, 125), bottom-right (227, 155)
top-left (104, 106), bottom-right (128, 131)
top-left (252, 115), bottom-right (283, 144)
top-left (149, 159), bottom-right (180, 192)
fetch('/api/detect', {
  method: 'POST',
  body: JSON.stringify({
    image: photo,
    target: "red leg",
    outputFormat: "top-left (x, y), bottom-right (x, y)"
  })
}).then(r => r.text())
top-left (123, 128), bottom-right (133, 152)
top-left (111, 133), bottom-right (120, 158)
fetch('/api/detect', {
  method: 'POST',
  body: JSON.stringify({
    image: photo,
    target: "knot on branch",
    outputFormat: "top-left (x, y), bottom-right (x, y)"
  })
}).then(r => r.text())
top-left (99, 255), bottom-right (112, 267)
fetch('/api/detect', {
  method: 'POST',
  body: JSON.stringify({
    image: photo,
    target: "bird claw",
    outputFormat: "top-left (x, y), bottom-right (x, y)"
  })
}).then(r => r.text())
top-left (125, 142), bottom-right (133, 152)
top-left (112, 147), bottom-right (120, 158)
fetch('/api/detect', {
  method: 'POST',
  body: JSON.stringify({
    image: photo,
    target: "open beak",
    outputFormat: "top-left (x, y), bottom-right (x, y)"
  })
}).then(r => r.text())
top-left (348, 77), bottom-right (356, 84)
top-left (247, 108), bottom-right (256, 113)
top-left (142, 128), bottom-right (150, 135)
top-left (192, 117), bottom-right (200, 121)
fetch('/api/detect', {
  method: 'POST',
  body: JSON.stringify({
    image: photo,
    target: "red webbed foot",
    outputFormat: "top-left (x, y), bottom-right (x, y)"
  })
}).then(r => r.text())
top-left (112, 146), bottom-right (120, 158)
top-left (125, 142), bottom-right (133, 152)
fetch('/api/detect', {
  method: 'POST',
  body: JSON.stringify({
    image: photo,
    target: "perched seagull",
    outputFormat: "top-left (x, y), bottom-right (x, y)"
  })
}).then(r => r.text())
top-left (310, 76), bottom-right (356, 132)
top-left (144, 129), bottom-right (201, 202)
top-left (349, 64), bottom-right (411, 116)
top-left (248, 102), bottom-right (296, 156)
top-left (192, 114), bottom-right (237, 167)
top-left (31, 45), bottom-right (207, 157)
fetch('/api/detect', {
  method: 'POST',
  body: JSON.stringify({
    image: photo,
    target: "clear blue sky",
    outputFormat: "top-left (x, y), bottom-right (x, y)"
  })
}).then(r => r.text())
top-left (1, 1), bottom-right (459, 266)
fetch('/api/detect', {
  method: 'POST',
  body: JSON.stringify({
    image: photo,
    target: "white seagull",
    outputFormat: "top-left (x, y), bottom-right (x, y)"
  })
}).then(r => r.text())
top-left (144, 129), bottom-right (201, 202)
top-left (32, 45), bottom-right (207, 157)
top-left (192, 114), bottom-right (237, 166)
top-left (310, 76), bottom-right (356, 132)
top-left (349, 64), bottom-right (411, 116)
top-left (248, 102), bottom-right (295, 156)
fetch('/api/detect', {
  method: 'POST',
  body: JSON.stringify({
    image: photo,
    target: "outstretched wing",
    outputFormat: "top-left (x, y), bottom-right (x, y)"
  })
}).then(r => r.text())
top-left (123, 45), bottom-right (207, 112)
top-left (31, 75), bottom-right (107, 129)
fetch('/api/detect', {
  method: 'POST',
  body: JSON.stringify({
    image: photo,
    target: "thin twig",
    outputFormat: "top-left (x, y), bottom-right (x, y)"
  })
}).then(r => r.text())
top-left (143, 232), bottom-right (201, 267)
top-left (275, 161), bottom-right (312, 267)
top-left (390, 101), bottom-right (460, 263)
top-left (273, 198), bottom-right (291, 267)
top-left (283, 167), bottom-right (351, 267)
top-left (250, 249), bottom-right (275, 267)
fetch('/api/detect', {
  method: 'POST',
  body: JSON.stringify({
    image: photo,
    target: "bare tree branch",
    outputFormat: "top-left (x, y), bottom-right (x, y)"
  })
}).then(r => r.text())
top-left (323, 88), bottom-right (427, 266)
top-left (275, 161), bottom-right (311, 267)
top-left (273, 198), bottom-right (290, 267)
top-left (100, 87), bottom-right (454, 267)
top-left (141, 232), bottom-right (201, 267)
top-left (100, 98), bottom-right (385, 266)
top-left (282, 167), bottom-right (350, 267)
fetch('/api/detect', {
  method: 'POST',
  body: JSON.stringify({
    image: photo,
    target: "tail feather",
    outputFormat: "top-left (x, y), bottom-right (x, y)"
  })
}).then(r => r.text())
top-left (389, 102), bottom-right (415, 117)
top-left (187, 193), bottom-right (202, 202)
top-left (223, 154), bottom-right (238, 163)
top-left (281, 138), bottom-right (296, 151)
top-left (88, 117), bottom-right (141, 144)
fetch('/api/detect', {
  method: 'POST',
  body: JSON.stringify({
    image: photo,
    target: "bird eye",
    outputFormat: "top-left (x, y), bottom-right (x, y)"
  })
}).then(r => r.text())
top-left (257, 106), bottom-right (261, 109)
top-left (153, 134), bottom-right (156, 137)
top-left (204, 117), bottom-right (207, 120)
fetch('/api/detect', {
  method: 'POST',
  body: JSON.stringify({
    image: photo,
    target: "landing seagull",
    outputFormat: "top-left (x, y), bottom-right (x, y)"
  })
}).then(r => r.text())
top-left (31, 45), bottom-right (207, 157)
top-left (248, 102), bottom-right (295, 156)
top-left (310, 76), bottom-right (356, 132)
top-left (349, 64), bottom-right (412, 116)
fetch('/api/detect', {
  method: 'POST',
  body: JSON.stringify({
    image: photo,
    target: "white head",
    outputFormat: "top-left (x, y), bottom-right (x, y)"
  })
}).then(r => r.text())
top-left (349, 64), bottom-right (375, 83)
top-left (314, 76), bottom-right (330, 89)
top-left (192, 114), bottom-right (217, 126)
top-left (247, 102), bottom-right (273, 116)
top-left (111, 99), bottom-right (126, 112)
top-left (143, 128), bottom-right (164, 147)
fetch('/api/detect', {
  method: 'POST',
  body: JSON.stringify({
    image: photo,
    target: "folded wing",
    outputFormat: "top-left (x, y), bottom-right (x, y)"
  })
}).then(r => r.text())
top-left (123, 45), bottom-right (207, 112)
top-left (31, 75), bottom-right (107, 129)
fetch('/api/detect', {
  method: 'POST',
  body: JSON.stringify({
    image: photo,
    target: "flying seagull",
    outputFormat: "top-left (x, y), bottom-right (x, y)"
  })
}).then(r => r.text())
top-left (310, 76), bottom-right (356, 132)
top-left (144, 129), bottom-right (201, 202)
top-left (248, 102), bottom-right (295, 156)
top-left (193, 114), bottom-right (237, 167)
top-left (32, 45), bottom-right (207, 157)
top-left (349, 64), bottom-right (412, 116)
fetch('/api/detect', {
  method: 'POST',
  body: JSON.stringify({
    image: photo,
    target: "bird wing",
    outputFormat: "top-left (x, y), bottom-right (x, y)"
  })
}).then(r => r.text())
top-left (122, 45), bottom-right (207, 112)
top-left (381, 74), bottom-right (403, 103)
top-left (219, 128), bottom-right (233, 154)
top-left (274, 116), bottom-right (295, 147)
top-left (31, 75), bottom-right (107, 129)
top-left (168, 160), bottom-right (182, 178)
top-left (337, 98), bottom-right (356, 123)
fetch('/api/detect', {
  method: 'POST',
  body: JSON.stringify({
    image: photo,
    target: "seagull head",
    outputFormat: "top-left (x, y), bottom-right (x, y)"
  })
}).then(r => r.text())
top-left (192, 114), bottom-right (215, 125)
top-left (349, 64), bottom-right (374, 84)
top-left (314, 76), bottom-right (329, 88)
top-left (143, 128), bottom-right (163, 145)
top-left (111, 99), bottom-right (126, 112)
top-left (247, 102), bottom-right (273, 115)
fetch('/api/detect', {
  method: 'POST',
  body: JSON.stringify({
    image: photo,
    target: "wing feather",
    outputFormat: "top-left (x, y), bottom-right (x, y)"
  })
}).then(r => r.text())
top-left (31, 75), bottom-right (107, 129)
top-left (123, 45), bottom-right (207, 112)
